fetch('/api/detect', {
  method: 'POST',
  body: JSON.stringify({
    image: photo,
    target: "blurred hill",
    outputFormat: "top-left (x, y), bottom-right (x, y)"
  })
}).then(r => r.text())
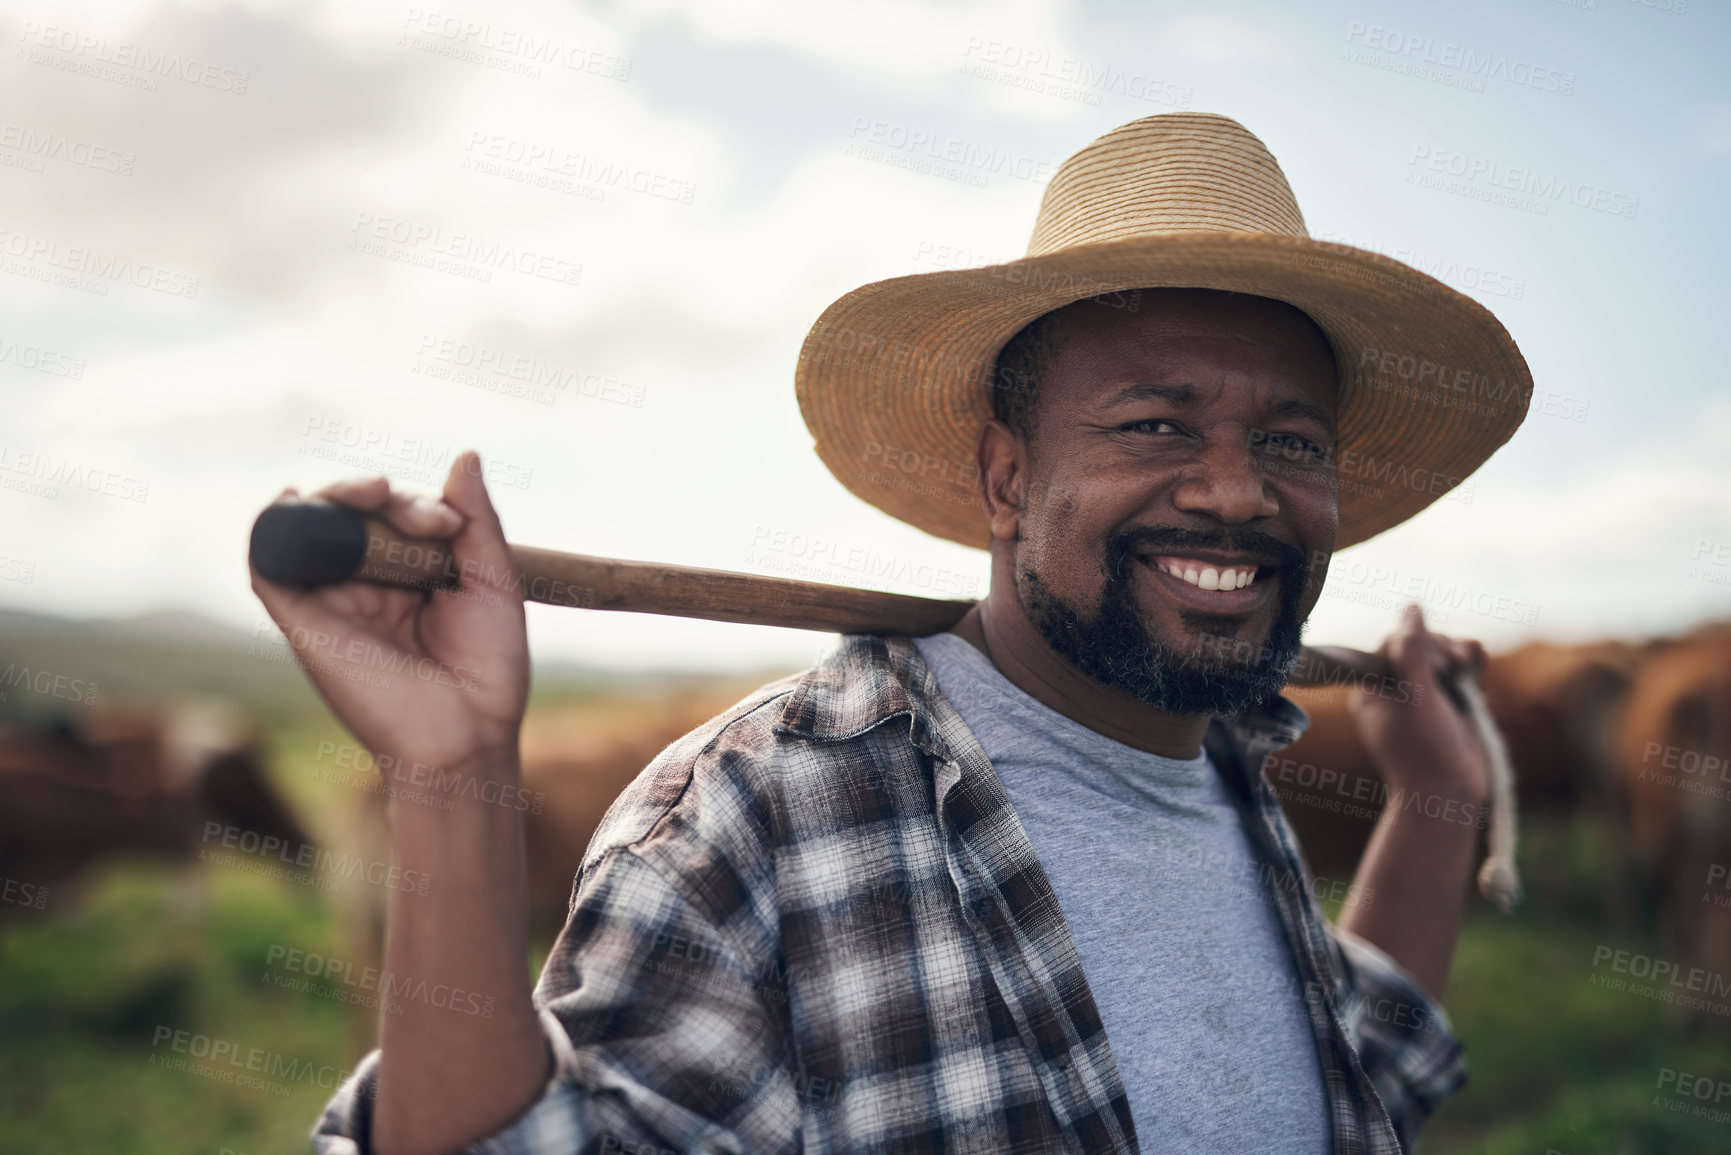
top-left (0, 605), bottom-right (751, 724)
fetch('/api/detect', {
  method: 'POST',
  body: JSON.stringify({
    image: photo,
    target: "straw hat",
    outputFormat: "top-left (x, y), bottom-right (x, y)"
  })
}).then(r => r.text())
top-left (795, 112), bottom-right (1531, 550)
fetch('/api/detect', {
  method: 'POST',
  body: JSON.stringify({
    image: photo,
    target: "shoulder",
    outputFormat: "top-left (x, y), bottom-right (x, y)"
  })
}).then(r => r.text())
top-left (579, 634), bottom-right (943, 874)
top-left (577, 669), bottom-right (803, 877)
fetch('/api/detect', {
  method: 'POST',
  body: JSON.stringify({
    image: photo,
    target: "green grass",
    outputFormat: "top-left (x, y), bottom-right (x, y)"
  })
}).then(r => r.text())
top-left (1418, 815), bottom-right (1731, 1153)
top-left (0, 865), bottom-right (350, 1155)
top-left (0, 699), bottom-right (600, 1154)
top-left (5, 722), bottom-right (1729, 1152)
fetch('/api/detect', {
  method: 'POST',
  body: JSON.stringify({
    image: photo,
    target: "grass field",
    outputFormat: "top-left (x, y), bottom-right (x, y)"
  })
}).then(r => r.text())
top-left (3, 712), bottom-right (1728, 1153)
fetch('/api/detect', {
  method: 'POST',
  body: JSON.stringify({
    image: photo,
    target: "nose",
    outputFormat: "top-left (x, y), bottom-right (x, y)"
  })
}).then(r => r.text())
top-left (1169, 434), bottom-right (1279, 525)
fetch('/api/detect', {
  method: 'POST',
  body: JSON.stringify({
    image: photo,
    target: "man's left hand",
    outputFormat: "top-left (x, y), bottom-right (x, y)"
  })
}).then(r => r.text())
top-left (1348, 603), bottom-right (1491, 809)
top-left (1335, 602), bottom-right (1494, 999)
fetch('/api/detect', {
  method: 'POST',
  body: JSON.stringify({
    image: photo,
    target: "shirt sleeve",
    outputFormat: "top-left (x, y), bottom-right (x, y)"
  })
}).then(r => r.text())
top-left (1327, 923), bottom-right (1468, 1151)
top-left (309, 845), bottom-right (803, 1155)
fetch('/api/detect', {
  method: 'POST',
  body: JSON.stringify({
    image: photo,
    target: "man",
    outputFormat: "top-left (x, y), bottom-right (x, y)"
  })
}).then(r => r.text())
top-left (256, 113), bottom-right (1528, 1154)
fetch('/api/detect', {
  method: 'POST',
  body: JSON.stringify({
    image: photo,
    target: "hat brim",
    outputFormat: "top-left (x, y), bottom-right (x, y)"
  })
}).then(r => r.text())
top-left (795, 232), bottom-right (1530, 551)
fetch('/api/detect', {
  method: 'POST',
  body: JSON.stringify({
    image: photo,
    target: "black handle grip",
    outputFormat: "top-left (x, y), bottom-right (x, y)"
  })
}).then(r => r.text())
top-left (248, 500), bottom-right (370, 586)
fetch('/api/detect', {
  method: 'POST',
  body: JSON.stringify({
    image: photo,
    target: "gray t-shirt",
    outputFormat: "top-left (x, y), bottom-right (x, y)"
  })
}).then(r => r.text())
top-left (913, 632), bottom-right (1330, 1153)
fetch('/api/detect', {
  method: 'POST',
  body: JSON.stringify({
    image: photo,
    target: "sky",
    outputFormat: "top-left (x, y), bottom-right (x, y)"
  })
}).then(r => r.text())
top-left (1, 0), bottom-right (1727, 674)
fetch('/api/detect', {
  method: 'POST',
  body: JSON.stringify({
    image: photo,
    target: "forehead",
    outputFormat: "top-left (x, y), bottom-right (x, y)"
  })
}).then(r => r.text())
top-left (1041, 289), bottom-right (1339, 409)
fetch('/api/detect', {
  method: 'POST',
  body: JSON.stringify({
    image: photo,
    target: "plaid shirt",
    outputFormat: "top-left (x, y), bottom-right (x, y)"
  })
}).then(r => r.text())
top-left (313, 634), bottom-right (1466, 1154)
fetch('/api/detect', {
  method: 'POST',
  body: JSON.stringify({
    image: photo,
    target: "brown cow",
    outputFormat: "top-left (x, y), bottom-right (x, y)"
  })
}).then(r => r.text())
top-left (1615, 622), bottom-right (1731, 1018)
top-left (0, 699), bottom-right (312, 924)
top-left (1482, 640), bottom-right (1645, 810)
top-left (1268, 640), bottom-right (1645, 886)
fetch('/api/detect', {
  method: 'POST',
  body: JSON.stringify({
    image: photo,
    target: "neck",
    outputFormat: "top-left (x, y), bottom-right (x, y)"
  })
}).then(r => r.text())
top-left (945, 575), bottom-right (1214, 760)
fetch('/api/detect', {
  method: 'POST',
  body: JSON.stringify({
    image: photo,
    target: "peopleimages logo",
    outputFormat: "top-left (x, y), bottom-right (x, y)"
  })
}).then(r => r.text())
top-left (148, 1026), bottom-right (350, 1093)
top-left (347, 212), bottom-right (583, 286)
top-left (0, 663), bottom-right (100, 705)
top-left (413, 336), bottom-right (646, 408)
top-left (745, 525), bottom-right (982, 599)
top-left (0, 335), bottom-right (86, 378)
top-left (0, 122), bottom-right (135, 175)
top-left (264, 944), bottom-right (496, 1019)
top-left (846, 118), bottom-right (1057, 185)
top-left (1310, 230), bottom-right (1526, 302)
top-left (1589, 945), bottom-right (1731, 1016)
top-left (398, 9), bottom-right (631, 81)
top-left (15, 21), bottom-right (251, 93)
top-left (199, 821), bottom-right (433, 895)
top-left (958, 37), bottom-right (1192, 110)
top-left (298, 417), bottom-right (535, 491)
top-left (1406, 146), bottom-right (1639, 219)
top-left (2, 877), bottom-right (48, 910)
top-left (463, 132), bottom-right (695, 205)
top-left (1343, 21), bottom-right (1576, 95)
top-left (0, 226), bottom-right (201, 298)
top-left (0, 444), bottom-right (149, 503)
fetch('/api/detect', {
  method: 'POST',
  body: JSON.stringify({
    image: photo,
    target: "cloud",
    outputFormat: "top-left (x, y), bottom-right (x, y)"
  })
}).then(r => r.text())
top-left (1, 2), bottom-right (436, 303)
top-left (615, 0), bottom-right (1079, 92)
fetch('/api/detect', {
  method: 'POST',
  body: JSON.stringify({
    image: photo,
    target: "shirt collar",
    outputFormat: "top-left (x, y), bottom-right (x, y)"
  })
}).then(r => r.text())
top-left (778, 633), bottom-right (1312, 764)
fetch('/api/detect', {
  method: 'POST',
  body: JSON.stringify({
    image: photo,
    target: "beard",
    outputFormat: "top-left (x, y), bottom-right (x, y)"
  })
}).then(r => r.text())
top-left (1018, 526), bottom-right (1311, 717)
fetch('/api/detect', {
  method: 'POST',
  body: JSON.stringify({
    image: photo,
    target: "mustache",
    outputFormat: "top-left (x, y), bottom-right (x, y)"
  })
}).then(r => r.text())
top-left (1102, 526), bottom-right (1307, 582)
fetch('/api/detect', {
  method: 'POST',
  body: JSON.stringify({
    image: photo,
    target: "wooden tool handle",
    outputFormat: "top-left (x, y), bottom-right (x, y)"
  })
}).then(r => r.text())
top-left (249, 498), bottom-right (978, 636)
top-left (249, 499), bottom-right (1401, 685)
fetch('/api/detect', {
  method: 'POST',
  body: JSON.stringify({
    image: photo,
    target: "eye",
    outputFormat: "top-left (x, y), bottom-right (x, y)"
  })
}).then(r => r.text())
top-left (1120, 418), bottom-right (1183, 436)
top-left (1251, 430), bottom-right (1328, 462)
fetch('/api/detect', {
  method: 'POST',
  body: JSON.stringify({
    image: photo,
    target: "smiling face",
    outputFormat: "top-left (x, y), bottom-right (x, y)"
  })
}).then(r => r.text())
top-left (983, 288), bottom-right (1340, 715)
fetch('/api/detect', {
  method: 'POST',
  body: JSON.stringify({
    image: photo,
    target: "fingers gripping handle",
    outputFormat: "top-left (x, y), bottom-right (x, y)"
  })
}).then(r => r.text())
top-left (249, 499), bottom-right (460, 592)
top-left (1280, 645), bottom-right (1522, 912)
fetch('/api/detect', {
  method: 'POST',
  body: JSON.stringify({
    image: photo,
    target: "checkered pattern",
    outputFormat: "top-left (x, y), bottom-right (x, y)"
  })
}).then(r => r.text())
top-left (313, 634), bottom-right (1466, 1154)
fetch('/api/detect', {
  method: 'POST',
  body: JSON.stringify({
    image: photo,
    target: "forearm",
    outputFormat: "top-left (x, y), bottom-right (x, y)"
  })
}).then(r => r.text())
top-left (372, 750), bottom-right (551, 1155)
top-left (1337, 787), bottom-right (1485, 1001)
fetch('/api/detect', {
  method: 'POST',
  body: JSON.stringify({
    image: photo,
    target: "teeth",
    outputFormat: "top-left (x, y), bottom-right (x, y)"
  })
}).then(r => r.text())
top-left (1156, 558), bottom-right (1258, 591)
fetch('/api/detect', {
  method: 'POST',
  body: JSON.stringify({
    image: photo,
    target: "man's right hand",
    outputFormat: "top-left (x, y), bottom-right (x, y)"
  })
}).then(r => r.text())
top-left (251, 451), bottom-right (552, 1155)
top-left (249, 450), bottom-right (530, 784)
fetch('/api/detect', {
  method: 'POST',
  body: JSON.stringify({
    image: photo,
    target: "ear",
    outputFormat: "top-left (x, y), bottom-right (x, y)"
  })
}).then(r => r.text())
top-left (977, 419), bottom-right (1027, 543)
